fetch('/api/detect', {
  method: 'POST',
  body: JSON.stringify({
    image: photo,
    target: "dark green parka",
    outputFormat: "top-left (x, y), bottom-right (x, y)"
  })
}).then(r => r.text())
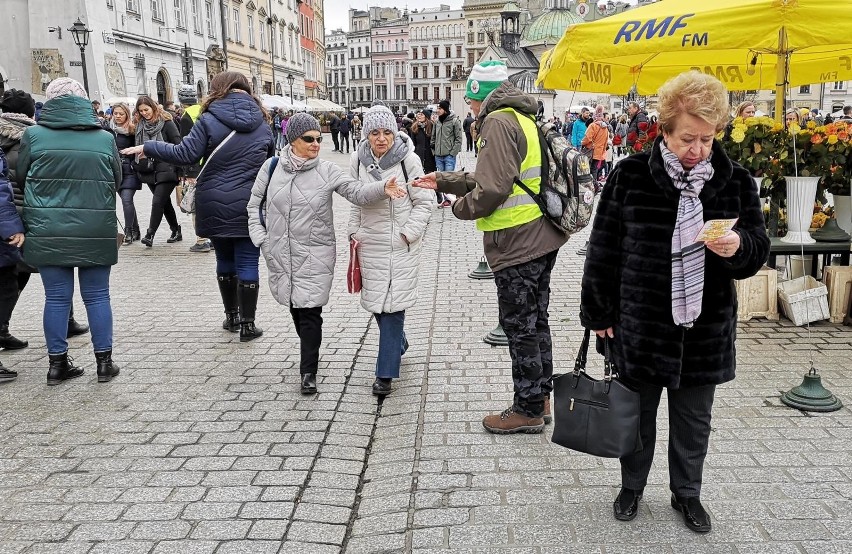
top-left (16, 94), bottom-right (121, 267)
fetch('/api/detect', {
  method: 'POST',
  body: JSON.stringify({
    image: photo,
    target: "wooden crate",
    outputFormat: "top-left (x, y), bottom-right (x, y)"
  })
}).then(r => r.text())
top-left (823, 265), bottom-right (852, 323)
top-left (736, 266), bottom-right (779, 321)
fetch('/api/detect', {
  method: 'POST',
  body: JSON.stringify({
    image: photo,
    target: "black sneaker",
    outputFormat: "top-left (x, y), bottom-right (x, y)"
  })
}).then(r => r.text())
top-left (372, 377), bottom-right (392, 396)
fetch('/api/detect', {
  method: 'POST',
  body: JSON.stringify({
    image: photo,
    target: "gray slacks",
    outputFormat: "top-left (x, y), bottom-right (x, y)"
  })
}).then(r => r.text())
top-left (620, 380), bottom-right (716, 498)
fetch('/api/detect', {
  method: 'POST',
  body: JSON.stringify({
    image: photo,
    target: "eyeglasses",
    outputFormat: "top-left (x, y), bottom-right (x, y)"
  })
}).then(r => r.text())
top-left (463, 96), bottom-right (471, 105)
top-left (300, 135), bottom-right (323, 144)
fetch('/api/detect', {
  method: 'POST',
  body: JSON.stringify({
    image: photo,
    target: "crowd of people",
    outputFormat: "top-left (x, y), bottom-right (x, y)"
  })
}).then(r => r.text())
top-left (0, 58), bottom-right (779, 535)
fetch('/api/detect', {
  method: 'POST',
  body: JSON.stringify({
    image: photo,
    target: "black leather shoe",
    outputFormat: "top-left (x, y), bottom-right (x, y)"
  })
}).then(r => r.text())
top-left (301, 373), bottom-right (317, 395)
top-left (166, 226), bottom-right (182, 243)
top-left (95, 350), bottom-right (120, 383)
top-left (46, 353), bottom-right (84, 386)
top-left (67, 316), bottom-right (89, 337)
top-left (671, 495), bottom-right (711, 533)
top-left (141, 230), bottom-right (154, 247)
top-left (0, 326), bottom-right (28, 350)
top-left (0, 363), bottom-right (17, 380)
top-left (613, 487), bottom-right (643, 521)
top-left (372, 377), bottom-right (392, 396)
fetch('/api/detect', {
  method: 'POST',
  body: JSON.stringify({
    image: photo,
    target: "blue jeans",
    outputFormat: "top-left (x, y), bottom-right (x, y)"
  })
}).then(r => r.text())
top-left (374, 311), bottom-right (407, 379)
top-left (40, 266), bottom-right (112, 355)
top-left (435, 155), bottom-right (456, 172)
top-left (210, 237), bottom-right (260, 282)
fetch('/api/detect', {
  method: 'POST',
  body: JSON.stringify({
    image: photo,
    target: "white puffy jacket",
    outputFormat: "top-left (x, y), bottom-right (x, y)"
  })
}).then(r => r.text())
top-left (348, 133), bottom-right (436, 314)
top-left (247, 150), bottom-right (388, 308)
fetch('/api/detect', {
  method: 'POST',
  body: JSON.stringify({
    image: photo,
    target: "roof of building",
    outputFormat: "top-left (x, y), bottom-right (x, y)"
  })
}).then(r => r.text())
top-left (509, 69), bottom-right (554, 95)
top-left (484, 44), bottom-right (539, 70)
top-left (519, 8), bottom-right (583, 47)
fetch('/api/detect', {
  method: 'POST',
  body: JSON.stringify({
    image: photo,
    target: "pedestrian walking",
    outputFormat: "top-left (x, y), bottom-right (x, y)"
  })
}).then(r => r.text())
top-left (352, 115), bottom-right (362, 146)
top-left (16, 78), bottom-right (122, 385)
top-left (108, 103), bottom-right (142, 245)
top-left (246, 112), bottom-right (407, 395)
top-left (133, 96), bottom-right (183, 247)
top-left (463, 112), bottom-right (474, 152)
top-left (176, 85), bottom-right (212, 253)
top-left (338, 114), bottom-right (351, 153)
top-left (430, 100), bottom-right (462, 207)
top-left (349, 105), bottom-right (436, 396)
top-left (412, 60), bottom-right (566, 431)
top-left (122, 72), bottom-right (274, 342)
top-left (0, 147), bottom-right (26, 380)
top-left (571, 107), bottom-right (590, 148)
top-left (409, 111), bottom-right (436, 175)
top-left (581, 71), bottom-right (769, 533)
top-left (581, 105), bottom-right (609, 183)
top-left (329, 112), bottom-right (341, 152)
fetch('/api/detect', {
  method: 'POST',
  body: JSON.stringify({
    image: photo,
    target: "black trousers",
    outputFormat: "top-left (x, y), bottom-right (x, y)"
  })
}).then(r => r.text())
top-left (465, 131), bottom-right (473, 151)
top-left (340, 132), bottom-right (350, 153)
top-left (493, 250), bottom-right (558, 418)
top-left (331, 130), bottom-right (340, 151)
top-left (0, 265), bottom-right (28, 327)
top-left (620, 380), bottom-right (716, 498)
top-left (289, 306), bottom-right (323, 374)
top-left (147, 183), bottom-right (179, 234)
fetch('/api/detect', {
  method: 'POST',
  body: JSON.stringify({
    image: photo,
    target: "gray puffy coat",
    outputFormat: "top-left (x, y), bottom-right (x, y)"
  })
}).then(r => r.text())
top-left (247, 149), bottom-right (389, 308)
top-left (348, 133), bottom-right (436, 314)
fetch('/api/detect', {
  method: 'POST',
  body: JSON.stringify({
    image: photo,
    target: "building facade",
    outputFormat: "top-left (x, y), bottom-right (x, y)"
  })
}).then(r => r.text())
top-left (347, 9), bottom-right (373, 108)
top-left (325, 29), bottom-right (348, 107)
top-left (409, 6), bottom-right (466, 110)
top-left (371, 14), bottom-right (409, 112)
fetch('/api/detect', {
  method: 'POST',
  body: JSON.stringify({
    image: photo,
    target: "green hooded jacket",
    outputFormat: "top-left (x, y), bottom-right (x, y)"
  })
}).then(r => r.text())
top-left (16, 95), bottom-right (121, 267)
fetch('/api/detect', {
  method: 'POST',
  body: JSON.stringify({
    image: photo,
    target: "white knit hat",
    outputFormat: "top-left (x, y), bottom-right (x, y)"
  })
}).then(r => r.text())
top-left (466, 60), bottom-right (508, 101)
top-left (45, 77), bottom-right (89, 100)
top-left (362, 105), bottom-right (397, 136)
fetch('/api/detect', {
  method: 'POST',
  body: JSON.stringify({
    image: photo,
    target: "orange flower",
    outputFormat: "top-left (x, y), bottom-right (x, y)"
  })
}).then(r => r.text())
top-left (839, 131), bottom-right (849, 141)
top-left (811, 133), bottom-right (825, 144)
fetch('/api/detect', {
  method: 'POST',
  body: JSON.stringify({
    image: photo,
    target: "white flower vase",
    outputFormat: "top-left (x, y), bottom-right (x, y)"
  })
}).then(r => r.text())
top-left (781, 176), bottom-right (819, 244)
top-left (834, 194), bottom-right (852, 236)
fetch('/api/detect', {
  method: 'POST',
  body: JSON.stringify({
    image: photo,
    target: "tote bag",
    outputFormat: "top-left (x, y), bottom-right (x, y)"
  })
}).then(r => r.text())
top-left (551, 328), bottom-right (642, 458)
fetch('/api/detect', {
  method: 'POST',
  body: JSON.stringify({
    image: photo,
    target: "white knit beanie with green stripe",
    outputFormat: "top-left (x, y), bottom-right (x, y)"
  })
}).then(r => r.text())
top-left (465, 60), bottom-right (509, 101)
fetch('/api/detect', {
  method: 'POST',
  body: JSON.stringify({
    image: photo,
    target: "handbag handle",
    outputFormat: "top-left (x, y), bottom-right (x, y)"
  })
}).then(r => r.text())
top-left (576, 328), bottom-right (618, 382)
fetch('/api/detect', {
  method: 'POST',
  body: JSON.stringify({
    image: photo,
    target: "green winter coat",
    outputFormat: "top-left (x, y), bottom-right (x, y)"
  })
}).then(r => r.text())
top-left (16, 95), bottom-right (121, 267)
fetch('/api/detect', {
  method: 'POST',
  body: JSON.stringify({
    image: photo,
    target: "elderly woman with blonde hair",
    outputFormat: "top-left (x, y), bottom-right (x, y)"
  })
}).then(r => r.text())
top-left (580, 70), bottom-right (769, 533)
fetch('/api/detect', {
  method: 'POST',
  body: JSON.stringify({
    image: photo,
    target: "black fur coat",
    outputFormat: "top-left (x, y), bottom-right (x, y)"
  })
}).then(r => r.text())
top-left (580, 138), bottom-right (769, 389)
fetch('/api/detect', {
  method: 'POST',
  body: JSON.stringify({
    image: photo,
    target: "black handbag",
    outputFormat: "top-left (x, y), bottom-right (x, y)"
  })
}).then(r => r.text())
top-left (551, 328), bottom-right (642, 458)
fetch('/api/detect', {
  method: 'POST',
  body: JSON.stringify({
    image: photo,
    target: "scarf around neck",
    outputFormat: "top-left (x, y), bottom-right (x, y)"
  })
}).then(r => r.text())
top-left (109, 118), bottom-right (133, 136)
top-left (357, 134), bottom-right (408, 180)
top-left (659, 140), bottom-right (715, 328)
top-left (135, 118), bottom-right (165, 162)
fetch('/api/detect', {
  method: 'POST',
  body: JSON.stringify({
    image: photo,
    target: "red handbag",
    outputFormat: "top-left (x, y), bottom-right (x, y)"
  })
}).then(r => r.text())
top-left (347, 239), bottom-right (362, 293)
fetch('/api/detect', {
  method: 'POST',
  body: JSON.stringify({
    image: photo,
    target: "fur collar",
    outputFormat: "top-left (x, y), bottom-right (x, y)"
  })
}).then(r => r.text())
top-left (0, 114), bottom-right (36, 141)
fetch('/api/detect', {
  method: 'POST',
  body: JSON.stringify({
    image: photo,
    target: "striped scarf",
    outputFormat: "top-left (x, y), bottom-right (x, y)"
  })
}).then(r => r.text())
top-left (659, 141), bottom-right (714, 328)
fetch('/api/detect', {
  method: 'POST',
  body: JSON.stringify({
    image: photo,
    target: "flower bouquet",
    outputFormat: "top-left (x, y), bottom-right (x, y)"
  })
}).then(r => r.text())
top-left (626, 121), bottom-right (659, 153)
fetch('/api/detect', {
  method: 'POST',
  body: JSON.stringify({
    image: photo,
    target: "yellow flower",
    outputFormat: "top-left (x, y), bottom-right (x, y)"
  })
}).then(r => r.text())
top-left (730, 127), bottom-right (746, 143)
top-left (788, 123), bottom-right (801, 133)
top-left (744, 116), bottom-right (758, 126)
top-left (715, 130), bottom-right (725, 140)
top-left (772, 122), bottom-right (784, 132)
top-left (828, 134), bottom-right (839, 145)
top-left (807, 120), bottom-right (817, 130)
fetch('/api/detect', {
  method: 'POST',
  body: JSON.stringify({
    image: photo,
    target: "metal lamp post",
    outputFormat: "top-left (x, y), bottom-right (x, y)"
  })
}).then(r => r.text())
top-left (68, 18), bottom-right (92, 95)
top-left (286, 73), bottom-right (294, 105)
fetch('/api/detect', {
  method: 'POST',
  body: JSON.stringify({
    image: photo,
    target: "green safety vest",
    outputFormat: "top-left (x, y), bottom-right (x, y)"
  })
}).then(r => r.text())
top-left (475, 107), bottom-right (543, 232)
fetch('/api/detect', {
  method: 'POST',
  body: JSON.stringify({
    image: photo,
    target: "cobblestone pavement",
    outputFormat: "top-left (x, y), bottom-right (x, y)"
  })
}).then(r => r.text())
top-left (1, 145), bottom-right (851, 553)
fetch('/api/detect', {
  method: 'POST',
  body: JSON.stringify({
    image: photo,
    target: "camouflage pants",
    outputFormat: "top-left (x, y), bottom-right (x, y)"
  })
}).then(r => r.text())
top-left (494, 250), bottom-right (558, 418)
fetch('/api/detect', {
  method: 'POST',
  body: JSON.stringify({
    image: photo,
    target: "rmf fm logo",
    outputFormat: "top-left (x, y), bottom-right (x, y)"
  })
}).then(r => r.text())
top-left (613, 14), bottom-right (708, 48)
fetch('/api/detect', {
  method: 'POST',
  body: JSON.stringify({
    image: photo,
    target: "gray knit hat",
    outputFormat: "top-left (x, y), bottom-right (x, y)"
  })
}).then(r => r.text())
top-left (178, 84), bottom-right (197, 105)
top-left (45, 77), bottom-right (88, 100)
top-left (286, 112), bottom-right (321, 144)
top-left (362, 105), bottom-right (397, 137)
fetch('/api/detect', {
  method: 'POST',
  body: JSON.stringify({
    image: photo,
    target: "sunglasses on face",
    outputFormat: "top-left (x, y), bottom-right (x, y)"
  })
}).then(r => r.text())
top-left (300, 135), bottom-right (323, 143)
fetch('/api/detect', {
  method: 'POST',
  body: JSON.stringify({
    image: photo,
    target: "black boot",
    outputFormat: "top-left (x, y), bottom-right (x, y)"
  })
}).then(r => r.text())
top-left (68, 308), bottom-right (89, 337)
top-left (166, 225), bottom-right (183, 243)
top-left (132, 225), bottom-right (141, 242)
top-left (141, 229), bottom-right (154, 247)
top-left (238, 281), bottom-right (263, 342)
top-left (217, 274), bottom-right (240, 333)
top-left (0, 324), bottom-right (28, 350)
top-left (95, 350), bottom-right (120, 383)
top-left (0, 360), bottom-right (16, 380)
top-left (301, 373), bottom-right (317, 394)
top-left (46, 352), bottom-right (84, 386)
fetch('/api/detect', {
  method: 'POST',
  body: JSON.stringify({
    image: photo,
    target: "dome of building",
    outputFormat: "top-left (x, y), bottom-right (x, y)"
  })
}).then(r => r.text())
top-left (519, 9), bottom-right (583, 48)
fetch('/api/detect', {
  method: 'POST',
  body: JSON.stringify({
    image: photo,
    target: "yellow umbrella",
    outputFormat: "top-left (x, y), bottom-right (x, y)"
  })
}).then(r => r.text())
top-left (536, 0), bottom-right (852, 120)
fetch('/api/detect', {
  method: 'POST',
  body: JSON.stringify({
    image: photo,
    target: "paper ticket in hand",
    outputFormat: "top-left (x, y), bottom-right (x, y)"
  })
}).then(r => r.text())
top-left (694, 218), bottom-right (738, 242)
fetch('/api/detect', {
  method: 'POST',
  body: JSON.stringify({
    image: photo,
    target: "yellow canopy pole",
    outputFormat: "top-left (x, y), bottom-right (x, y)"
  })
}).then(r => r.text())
top-left (775, 27), bottom-right (788, 122)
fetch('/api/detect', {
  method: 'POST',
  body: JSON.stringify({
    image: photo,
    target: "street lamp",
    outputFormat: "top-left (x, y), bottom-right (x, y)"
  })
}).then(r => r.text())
top-left (286, 73), bottom-right (294, 105)
top-left (68, 18), bottom-right (92, 95)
